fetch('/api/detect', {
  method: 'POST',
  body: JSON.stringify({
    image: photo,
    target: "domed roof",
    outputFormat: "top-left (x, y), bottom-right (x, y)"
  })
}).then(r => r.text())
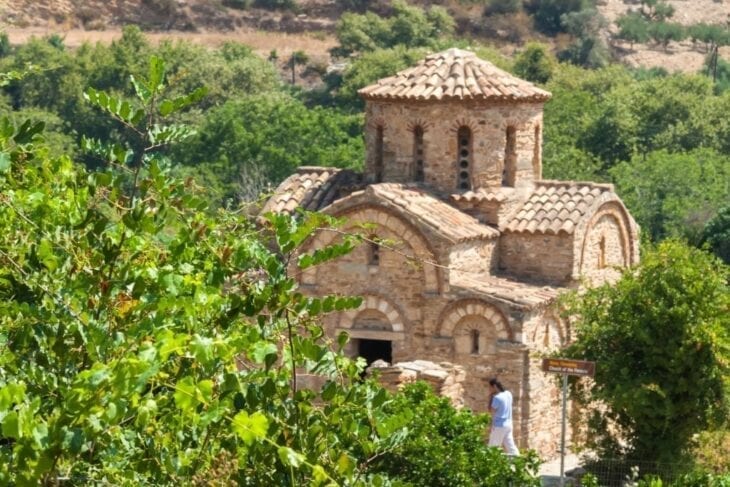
top-left (358, 48), bottom-right (551, 103)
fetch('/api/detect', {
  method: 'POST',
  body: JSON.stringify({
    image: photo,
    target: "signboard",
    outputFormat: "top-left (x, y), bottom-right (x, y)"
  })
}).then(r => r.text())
top-left (542, 358), bottom-right (595, 377)
top-left (542, 357), bottom-right (597, 487)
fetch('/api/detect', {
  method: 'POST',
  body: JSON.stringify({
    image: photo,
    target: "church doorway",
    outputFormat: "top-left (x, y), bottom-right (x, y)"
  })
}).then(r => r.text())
top-left (356, 339), bottom-right (392, 366)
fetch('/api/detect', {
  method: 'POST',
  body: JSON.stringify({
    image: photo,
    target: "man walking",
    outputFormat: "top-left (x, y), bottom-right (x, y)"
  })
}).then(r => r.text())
top-left (487, 378), bottom-right (520, 456)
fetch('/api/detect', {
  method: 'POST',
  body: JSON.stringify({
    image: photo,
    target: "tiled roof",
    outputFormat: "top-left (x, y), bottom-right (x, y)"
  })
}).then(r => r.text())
top-left (502, 181), bottom-right (615, 235)
top-left (359, 48), bottom-right (551, 103)
top-left (451, 272), bottom-right (563, 310)
top-left (261, 167), bottom-right (362, 215)
top-left (330, 183), bottom-right (500, 243)
top-left (450, 189), bottom-right (507, 203)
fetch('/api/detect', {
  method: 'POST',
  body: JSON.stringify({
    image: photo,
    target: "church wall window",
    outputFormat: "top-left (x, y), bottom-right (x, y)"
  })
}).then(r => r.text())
top-left (368, 238), bottom-right (380, 266)
top-left (457, 126), bottom-right (472, 190)
top-left (413, 126), bottom-right (425, 182)
top-left (375, 126), bottom-right (384, 183)
top-left (503, 126), bottom-right (516, 187)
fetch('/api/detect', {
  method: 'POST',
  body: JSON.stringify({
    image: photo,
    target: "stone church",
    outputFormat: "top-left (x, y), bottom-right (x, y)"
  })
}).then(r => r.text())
top-left (263, 48), bottom-right (639, 456)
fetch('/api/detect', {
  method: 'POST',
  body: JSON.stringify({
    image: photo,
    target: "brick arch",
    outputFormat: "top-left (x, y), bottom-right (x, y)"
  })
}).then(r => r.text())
top-left (438, 299), bottom-right (512, 341)
top-left (337, 294), bottom-right (405, 332)
top-left (578, 201), bottom-right (637, 275)
top-left (449, 119), bottom-right (478, 134)
top-left (302, 204), bottom-right (442, 294)
top-left (407, 119), bottom-right (433, 132)
top-left (367, 116), bottom-right (388, 131)
top-left (530, 309), bottom-right (568, 350)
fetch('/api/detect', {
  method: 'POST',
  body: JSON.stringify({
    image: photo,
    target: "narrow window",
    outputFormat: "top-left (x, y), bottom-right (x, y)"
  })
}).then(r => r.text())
top-left (457, 126), bottom-right (472, 190)
top-left (598, 236), bottom-right (606, 269)
top-left (533, 123), bottom-right (541, 178)
top-left (470, 329), bottom-right (480, 354)
top-left (375, 126), bottom-right (384, 183)
top-left (503, 126), bottom-right (516, 187)
top-left (368, 239), bottom-right (380, 266)
top-left (413, 126), bottom-right (425, 182)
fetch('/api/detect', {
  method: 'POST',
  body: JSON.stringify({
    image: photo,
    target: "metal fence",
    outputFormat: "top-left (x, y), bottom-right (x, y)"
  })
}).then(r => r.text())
top-left (541, 457), bottom-right (692, 487)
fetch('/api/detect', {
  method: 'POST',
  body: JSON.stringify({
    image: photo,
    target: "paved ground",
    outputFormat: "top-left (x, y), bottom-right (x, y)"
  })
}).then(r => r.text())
top-left (539, 450), bottom-right (584, 486)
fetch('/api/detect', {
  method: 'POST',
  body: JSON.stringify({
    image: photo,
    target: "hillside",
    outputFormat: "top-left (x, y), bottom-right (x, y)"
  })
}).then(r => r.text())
top-left (1, 0), bottom-right (729, 72)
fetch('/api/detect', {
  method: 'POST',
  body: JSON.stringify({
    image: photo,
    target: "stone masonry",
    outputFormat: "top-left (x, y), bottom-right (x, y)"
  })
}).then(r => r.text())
top-left (263, 48), bottom-right (640, 458)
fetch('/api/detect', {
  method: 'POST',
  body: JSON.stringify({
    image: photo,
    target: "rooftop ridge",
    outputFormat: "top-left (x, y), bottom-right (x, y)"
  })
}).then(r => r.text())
top-left (536, 179), bottom-right (615, 191)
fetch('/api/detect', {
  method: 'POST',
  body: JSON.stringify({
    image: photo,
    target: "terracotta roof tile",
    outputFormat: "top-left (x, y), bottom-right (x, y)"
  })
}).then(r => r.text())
top-left (361, 184), bottom-right (500, 243)
top-left (502, 180), bottom-right (615, 235)
top-left (449, 189), bottom-right (508, 203)
top-left (451, 273), bottom-right (563, 310)
top-left (359, 48), bottom-right (551, 103)
top-left (262, 167), bottom-right (362, 215)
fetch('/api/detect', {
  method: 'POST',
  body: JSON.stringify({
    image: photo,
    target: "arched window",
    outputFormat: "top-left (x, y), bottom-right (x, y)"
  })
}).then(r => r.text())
top-left (598, 236), bottom-right (606, 269)
top-left (457, 127), bottom-right (472, 190)
top-left (375, 126), bottom-right (384, 183)
top-left (413, 126), bottom-right (425, 182)
top-left (470, 329), bottom-right (480, 354)
top-left (368, 238), bottom-right (380, 266)
top-left (503, 126), bottom-right (516, 187)
top-left (532, 123), bottom-right (541, 178)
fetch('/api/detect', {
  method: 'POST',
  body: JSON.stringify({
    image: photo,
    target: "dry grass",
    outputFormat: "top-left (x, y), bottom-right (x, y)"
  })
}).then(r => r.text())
top-left (2, 27), bottom-right (338, 60)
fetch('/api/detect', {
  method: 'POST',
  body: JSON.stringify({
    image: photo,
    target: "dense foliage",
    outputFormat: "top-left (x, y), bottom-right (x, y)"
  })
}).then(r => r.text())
top-left (0, 57), bottom-right (539, 486)
top-left (173, 93), bottom-right (364, 204)
top-left (562, 241), bottom-right (730, 465)
top-left (368, 382), bottom-right (541, 486)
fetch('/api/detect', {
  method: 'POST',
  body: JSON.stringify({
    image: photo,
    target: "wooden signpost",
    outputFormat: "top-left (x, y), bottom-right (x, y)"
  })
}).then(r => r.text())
top-left (542, 358), bottom-right (596, 487)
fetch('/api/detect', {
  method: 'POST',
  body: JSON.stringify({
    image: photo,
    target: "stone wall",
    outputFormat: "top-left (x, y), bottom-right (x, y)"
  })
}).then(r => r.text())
top-left (364, 100), bottom-right (544, 193)
top-left (367, 360), bottom-right (466, 408)
top-left (499, 232), bottom-right (574, 285)
top-left (448, 239), bottom-right (498, 275)
top-left (577, 201), bottom-right (639, 285)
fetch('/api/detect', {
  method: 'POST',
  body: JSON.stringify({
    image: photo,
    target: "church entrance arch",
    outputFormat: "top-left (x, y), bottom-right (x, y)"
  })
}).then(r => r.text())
top-left (336, 295), bottom-right (406, 365)
top-left (356, 339), bottom-right (393, 366)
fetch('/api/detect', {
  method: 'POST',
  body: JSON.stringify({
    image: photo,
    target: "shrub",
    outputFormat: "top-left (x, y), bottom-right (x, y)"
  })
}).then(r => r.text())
top-left (484, 0), bottom-right (523, 16)
top-left (366, 382), bottom-right (542, 486)
top-left (513, 42), bottom-right (556, 83)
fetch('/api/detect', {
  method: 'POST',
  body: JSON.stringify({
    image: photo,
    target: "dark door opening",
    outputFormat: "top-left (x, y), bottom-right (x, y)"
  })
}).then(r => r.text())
top-left (357, 339), bottom-right (392, 367)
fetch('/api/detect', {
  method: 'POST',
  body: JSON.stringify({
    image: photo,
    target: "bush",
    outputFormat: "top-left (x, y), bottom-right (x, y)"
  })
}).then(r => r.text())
top-left (563, 240), bottom-right (730, 464)
top-left (223, 0), bottom-right (252, 9)
top-left (332, 0), bottom-right (454, 57)
top-left (0, 31), bottom-right (11, 58)
top-left (513, 42), bottom-right (556, 83)
top-left (616, 12), bottom-right (651, 48)
top-left (648, 21), bottom-right (685, 49)
top-left (253, 0), bottom-right (297, 10)
top-left (484, 0), bottom-right (522, 16)
top-left (527, 0), bottom-right (591, 35)
top-left (366, 382), bottom-right (542, 486)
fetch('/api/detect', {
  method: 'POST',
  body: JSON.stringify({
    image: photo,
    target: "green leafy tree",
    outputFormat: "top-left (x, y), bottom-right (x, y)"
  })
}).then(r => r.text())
top-left (333, 46), bottom-right (428, 110)
top-left (0, 30), bottom-right (11, 58)
top-left (701, 206), bottom-right (730, 264)
top-left (611, 149), bottom-right (730, 243)
top-left (563, 240), bottom-right (730, 464)
top-left (0, 56), bottom-right (391, 485)
top-left (513, 42), bottom-right (556, 84)
top-left (526, 0), bottom-right (591, 35)
top-left (332, 0), bottom-right (454, 57)
top-left (174, 93), bottom-right (364, 205)
top-left (648, 21), bottom-right (685, 50)
top-left (640, 0), bottom-right (675, 21)
top-left (289, 50), bottom-right (309, 85)
top-left (687, 23), bottom-right (729, 53)
top-left (0, 57), bottom-right (541, 486)
top-left (616, 12), bottom-right (651, 49)
top-left (484, 0), bottom-right (523, 16)
top-left (558, 8), bottom-right (611, 68)
top-left (368, 382), bottom-right (541, 486)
